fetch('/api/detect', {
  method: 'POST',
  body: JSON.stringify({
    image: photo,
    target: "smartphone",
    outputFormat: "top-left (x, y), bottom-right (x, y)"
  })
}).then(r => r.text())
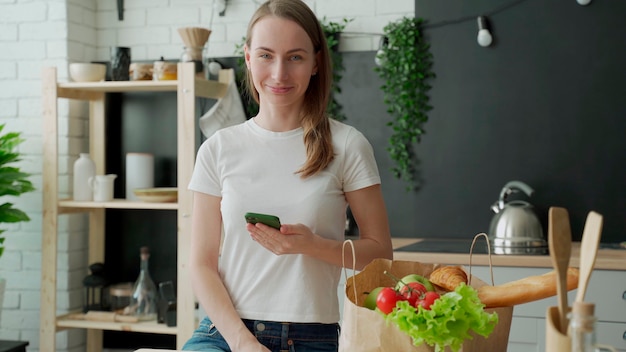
top-left (244, 212), bottom-right (281, 230)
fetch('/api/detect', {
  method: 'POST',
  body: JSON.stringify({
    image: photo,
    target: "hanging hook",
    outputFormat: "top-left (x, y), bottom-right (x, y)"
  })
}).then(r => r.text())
top-left (216, 0), bottom-right (228, 16)
top-left (117, 0), bottom-right (124, 21)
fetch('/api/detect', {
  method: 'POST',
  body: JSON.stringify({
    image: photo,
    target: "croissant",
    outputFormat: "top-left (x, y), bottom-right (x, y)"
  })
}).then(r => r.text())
top-left (429, 265), bottom-right (468, 291)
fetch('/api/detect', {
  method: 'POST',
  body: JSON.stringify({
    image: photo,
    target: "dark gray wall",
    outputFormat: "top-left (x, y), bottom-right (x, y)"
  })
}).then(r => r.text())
top-left (100, 2), bottom-right (626, 347)
top-left (337, 0), bottom-right (625, 242)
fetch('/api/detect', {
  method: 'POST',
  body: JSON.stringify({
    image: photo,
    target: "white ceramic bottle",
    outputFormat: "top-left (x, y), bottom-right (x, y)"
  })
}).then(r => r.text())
top-left (73, 153), bottom-right (96, 201)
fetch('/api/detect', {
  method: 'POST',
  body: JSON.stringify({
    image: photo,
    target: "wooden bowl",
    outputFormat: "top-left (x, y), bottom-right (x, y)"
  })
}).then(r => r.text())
top-left (133, 187), bottom-right (178, 203)
top-left (69, 63), bottom-right (107, 82)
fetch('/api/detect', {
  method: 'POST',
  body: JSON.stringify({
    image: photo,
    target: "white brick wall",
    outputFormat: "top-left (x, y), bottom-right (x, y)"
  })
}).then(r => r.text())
top-left (0, 0), bottom-right (413, 350)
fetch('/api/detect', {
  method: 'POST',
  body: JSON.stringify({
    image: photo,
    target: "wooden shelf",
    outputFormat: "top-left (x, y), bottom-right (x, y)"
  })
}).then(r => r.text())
top-left (57, 77), bottom-right (228, 100)
top-left (58, 199), bottom-right (178, 211)
top-left (56, 313), bottom-right (177, 335)
top-left (59, 80), bottom-right (178, 91)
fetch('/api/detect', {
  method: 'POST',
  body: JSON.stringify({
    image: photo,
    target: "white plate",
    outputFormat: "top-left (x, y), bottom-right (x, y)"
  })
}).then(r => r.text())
top-left (133, 187), bottom-right (177, 203)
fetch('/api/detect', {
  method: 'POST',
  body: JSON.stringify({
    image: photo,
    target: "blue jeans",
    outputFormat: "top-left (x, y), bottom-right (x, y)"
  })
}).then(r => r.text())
top-left (182, 316), bottom-right (340, 352)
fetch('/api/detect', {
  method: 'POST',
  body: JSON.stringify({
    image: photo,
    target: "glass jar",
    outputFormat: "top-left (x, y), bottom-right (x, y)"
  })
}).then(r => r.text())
top-left (153, 60), bottom-right (177, 81)
top-left (569, 301), bottom-right (617, 352)
top-left (109, 282), bottom-right (133, 313)
top-left (181, 46), bottom-right (206, 77)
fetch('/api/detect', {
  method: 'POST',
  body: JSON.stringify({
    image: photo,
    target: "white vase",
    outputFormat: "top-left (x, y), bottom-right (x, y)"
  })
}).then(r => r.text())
top-left (73, 153), bottom-right (96, 201)
top-left (125, 153), bottom-right (154, 201)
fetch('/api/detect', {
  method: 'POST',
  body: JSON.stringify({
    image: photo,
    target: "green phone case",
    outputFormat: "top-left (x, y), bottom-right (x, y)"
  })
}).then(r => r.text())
top-left (244, 212), bottom-right (281, 230)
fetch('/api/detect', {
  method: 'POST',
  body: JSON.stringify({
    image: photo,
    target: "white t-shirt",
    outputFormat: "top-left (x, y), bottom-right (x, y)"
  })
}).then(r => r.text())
top-left (188, 118), bottom-right (380, 323)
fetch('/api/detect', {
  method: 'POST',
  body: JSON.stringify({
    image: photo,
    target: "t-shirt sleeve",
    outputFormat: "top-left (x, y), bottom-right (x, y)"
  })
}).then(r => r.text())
top-left (342, 129), bottom-right (381, 192)
top-left (188, 138), bottom-right (222, 196)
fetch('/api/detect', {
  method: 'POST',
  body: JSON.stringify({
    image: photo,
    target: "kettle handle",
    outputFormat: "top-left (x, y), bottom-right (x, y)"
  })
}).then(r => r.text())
top-left (498, 180), bottom-right (535, 208)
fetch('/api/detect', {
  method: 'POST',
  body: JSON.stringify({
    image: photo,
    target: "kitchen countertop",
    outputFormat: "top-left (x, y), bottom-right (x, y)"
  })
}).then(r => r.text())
top-left (391, 238), bottom-right (626, 271)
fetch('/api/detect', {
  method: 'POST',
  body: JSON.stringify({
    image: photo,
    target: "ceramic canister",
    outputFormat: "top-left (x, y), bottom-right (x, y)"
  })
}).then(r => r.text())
top-left (126, 152), bottom-right (154, 201)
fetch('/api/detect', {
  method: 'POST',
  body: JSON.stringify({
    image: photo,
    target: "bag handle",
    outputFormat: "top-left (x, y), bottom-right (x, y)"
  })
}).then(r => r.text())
top-left (342, 239), bottom-right (358, 305)
top-left (468, 233), bottom-right (495, 286)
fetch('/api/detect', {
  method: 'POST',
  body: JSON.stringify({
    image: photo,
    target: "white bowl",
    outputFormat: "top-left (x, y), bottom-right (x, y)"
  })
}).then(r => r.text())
top-left (69, 63), bottom-right (107, 82)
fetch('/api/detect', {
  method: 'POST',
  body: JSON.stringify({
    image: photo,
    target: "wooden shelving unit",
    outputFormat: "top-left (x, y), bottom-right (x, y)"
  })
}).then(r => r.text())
top-left (40, 63), bottom-right (232, 352)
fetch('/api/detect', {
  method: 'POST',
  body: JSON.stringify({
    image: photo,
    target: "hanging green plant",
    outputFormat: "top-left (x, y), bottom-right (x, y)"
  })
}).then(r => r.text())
top-left (233, 17), bottom-right (353, 121)
top-left (320, 17), bottom-right (353, 122)
top-left (375, 17), bottom-right (434, 192)
top-left (233, 39), bottom-right (259, 118)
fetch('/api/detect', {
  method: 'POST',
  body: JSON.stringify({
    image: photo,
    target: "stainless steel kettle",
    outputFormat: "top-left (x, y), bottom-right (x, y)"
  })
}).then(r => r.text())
top-left (488, 180), bottom-right (547, 254)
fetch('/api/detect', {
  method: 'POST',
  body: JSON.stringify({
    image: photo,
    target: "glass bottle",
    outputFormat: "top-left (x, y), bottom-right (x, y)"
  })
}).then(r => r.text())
top-left (73, 153), bottom-right (96, 201)
top-left (569, 301), bottom-right (616, 352)
top-left (129, 246), bottom-right (158, 321)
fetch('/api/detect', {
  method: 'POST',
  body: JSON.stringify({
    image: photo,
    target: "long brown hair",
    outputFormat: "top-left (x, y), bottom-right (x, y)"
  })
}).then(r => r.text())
top-left (244, 0), bottom-right (334, 177)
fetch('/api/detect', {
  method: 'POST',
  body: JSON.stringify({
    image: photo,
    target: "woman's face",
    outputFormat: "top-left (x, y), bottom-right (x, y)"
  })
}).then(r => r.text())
top-left (245, 16), bottom-right (318, 109)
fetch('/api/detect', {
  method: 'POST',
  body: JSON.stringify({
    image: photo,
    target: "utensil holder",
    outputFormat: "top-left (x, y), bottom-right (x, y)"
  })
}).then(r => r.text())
top-left (546, 306), bottom-right (571, 352)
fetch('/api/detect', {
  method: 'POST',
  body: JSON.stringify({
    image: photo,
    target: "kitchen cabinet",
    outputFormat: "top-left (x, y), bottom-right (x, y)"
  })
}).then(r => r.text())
top-left (40, 63), bottom-right (231, 352)
top-left (470, 266), bottom-right (626, 351)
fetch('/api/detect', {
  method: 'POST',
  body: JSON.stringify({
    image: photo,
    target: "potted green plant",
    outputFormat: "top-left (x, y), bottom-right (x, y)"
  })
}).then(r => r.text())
top-left (0, 123), bottom-right (35, 321)
top-left (375, 17), bottom-right (435, 192)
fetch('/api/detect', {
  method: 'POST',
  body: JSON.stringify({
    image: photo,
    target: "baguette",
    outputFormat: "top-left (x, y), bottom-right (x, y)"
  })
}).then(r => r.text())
top-left (477, 267), bottom-right (579, 308)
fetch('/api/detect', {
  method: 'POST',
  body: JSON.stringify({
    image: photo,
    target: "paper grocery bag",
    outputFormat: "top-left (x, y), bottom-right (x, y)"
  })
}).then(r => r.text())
top-left (338, 258), bottom-right (513, 352)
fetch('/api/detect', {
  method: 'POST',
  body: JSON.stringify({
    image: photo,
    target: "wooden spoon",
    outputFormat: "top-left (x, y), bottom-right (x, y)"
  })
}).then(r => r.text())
top-left (548, 206), bottom-right (572, 334)
top-left (575, 211), bottom-right (603, 303)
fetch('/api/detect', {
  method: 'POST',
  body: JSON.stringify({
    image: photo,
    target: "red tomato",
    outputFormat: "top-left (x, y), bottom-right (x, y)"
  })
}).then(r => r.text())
top-left (399, 282), bottom-right (427, 306)
top-left (416, 291), bottom-right (440, 310)
top-left (376, 287), bottom-right (402, 314)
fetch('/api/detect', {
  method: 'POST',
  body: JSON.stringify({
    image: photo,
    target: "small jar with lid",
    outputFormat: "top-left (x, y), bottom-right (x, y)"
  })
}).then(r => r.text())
top-left (153, 57), bottom-right (177, 81)
top-left (109, 282), bottom-right (133, 313)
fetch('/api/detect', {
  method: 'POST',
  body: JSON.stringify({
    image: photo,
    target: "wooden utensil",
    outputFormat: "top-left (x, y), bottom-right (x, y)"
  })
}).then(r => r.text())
top-left (575, 211), bottom-right (603, 303)
top-left (548, 206), bottom-right (572, 334)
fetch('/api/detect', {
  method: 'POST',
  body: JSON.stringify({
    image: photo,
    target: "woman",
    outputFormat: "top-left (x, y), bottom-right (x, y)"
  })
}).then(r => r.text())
top-left (183, 0), bottom-right (392, 351)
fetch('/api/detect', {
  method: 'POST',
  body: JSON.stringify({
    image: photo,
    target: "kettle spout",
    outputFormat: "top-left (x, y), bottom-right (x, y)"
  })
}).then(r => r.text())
top-left (490, 202), bottom-right (501, 214)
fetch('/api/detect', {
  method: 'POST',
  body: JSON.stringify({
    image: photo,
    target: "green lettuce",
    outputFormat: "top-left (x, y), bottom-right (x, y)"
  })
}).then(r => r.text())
top-left (385, 283), bottom-right (499, 352)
